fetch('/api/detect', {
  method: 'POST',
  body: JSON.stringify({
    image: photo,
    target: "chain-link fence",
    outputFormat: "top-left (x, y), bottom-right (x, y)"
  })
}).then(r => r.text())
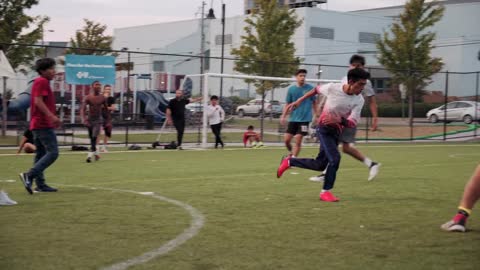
top-left (1, 43), bottom-right (479, 148)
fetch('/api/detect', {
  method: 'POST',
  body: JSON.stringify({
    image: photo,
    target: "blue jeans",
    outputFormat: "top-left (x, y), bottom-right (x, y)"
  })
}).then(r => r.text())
top-left (290, 125), bottom-right (341, 191)
top-left (29, 129), bottom-right (59, 186)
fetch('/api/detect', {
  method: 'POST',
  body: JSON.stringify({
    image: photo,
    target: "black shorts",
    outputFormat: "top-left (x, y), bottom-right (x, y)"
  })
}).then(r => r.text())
top-left (286, 122), bottom-right (309, 136)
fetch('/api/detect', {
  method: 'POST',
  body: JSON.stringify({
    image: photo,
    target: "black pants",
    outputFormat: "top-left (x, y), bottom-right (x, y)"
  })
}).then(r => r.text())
top-left (87, 122), bottom-right (101, 152)
top-left (173, 119), bottom-right (185, 147)
top-left (290, 126), bottom-right (341, 191)
top-left (210, 123), bottom-right (224, 148)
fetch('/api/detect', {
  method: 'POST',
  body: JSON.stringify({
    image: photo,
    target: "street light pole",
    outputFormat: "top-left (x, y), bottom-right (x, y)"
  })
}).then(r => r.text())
top-left (200, 1), bottom-right (206, 95)
top-left (219, 3), bottom-right (226, 100)
top-left (127, 51), bottom-right (131, 118)
top-left (42, 29), bottom-right (54, 58)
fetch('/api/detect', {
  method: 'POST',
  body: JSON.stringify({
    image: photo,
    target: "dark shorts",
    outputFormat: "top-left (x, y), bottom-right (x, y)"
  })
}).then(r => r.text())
top-left (103, 122), bottom-right (112, 138)
top-left (286, 122), bottom-right (309, 136)
top-left (88, 121), bottom-right (102, 138)
top-left (340, 127), bottom-right (357, 143)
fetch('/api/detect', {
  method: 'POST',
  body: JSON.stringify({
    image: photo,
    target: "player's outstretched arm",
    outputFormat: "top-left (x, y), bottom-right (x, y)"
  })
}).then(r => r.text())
top-left (287, 89), bottom-right (317, 112)
top-left (80, 97), bottom-right (88, 126)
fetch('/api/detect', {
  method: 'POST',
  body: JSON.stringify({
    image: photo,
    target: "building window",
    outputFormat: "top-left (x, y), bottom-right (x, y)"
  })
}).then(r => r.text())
top-left (371, 78), bottom-right (391, 93)
top-left (310, 27), bottom-right (334, 40)
top-left (153, 61), bottom-right (165, 72)
top-left (215, 34), bottom-right (233, 45)
top-left (359, 32), bottom-right (381, 44)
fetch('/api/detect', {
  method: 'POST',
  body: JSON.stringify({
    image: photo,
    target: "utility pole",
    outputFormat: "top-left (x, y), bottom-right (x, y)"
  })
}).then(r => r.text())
top-left (219, 3), bottom-right (226, 99)
top-left (200, 1), bottom-right (206, 95)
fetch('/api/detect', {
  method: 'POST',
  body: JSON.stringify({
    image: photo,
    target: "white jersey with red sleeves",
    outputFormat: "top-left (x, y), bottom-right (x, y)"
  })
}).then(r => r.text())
top-left (316, 83), bottom-right (365, 127)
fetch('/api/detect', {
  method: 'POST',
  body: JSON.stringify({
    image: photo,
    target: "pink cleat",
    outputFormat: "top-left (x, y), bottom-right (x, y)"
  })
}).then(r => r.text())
top-left (319, 191), bottom-right (339, 202)
top-left (277, 156), bottom-right (291, 178)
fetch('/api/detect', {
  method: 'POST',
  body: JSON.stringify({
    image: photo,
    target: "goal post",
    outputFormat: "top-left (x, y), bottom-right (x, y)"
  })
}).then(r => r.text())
top-left (182, 73), bottom-right (341, 149)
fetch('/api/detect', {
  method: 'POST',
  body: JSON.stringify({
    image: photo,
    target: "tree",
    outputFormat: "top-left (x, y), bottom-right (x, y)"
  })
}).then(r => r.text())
top-left (0, 0), bottom-right (50, 70)
top-left (231, 0), bottom-right (302, 136)
top-left (377, 0), bottom-right (444, 128)
top-left (67, 19), bottom-right (114, 55)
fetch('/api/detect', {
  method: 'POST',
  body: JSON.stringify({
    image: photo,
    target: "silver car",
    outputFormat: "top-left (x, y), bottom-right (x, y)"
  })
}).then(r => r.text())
top-left (427, 101), bottom-right (480, 124)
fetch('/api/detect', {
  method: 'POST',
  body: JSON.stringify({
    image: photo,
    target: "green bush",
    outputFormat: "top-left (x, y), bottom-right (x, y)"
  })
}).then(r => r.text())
top-left (362, 103), bottom-right (444, 118)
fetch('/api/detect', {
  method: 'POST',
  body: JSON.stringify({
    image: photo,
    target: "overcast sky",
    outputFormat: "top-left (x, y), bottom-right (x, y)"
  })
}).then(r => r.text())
top-left (29, 0), bottom-right (410, 42)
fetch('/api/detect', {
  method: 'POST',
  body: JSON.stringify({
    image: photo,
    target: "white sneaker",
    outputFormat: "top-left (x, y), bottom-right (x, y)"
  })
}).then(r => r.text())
top-left (309, 174), bottom-right (325, 182)
top-left (0, 190), bottom-right (18, 205)
top-left (441, 220), bottom-right (466, 232)
top-left (102, 147), bottom-right (108, 153)
top-left (368, 162), bottom-right (381, 181)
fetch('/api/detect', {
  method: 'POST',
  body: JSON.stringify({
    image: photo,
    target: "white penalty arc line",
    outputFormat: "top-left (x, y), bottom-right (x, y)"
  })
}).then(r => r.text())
top-left (54, 184), bottom-right (205, 270)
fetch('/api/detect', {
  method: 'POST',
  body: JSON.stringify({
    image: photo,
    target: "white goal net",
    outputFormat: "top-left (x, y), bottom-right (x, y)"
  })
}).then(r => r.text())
top-left (181, 73), bottom-right (340, 149)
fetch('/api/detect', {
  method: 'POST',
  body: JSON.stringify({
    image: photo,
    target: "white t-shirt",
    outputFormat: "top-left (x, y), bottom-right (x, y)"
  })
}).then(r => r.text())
top-left (341, 76), bottom-right (375, 97)
top-left (316, 83), bottom-right (365, 127)
top-left (207, 105), bottom-right (225, 125)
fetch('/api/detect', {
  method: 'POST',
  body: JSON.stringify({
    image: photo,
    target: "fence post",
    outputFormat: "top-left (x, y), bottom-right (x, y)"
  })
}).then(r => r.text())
top-left (365, 67), bottom-right (371, 143)
top-left (443, 71), bottom-right (449, 141)
top-left (475, 72), bottom-right (479, 138)
top-left (125, 122), bottom-right (129, 147)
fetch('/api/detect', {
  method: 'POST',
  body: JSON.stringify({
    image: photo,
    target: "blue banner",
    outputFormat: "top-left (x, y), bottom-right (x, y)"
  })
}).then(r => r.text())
top-left (65, 55), bottom-right (116, 85)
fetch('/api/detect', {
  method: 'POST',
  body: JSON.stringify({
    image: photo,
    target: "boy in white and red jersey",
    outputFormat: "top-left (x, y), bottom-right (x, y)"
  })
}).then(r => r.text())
top-left (277, 68), bottom-right (369, 202)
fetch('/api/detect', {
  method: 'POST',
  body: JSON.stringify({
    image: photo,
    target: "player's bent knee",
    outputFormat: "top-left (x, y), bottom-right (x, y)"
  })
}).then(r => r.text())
top-left (342, 144), bottom-right (353, 154)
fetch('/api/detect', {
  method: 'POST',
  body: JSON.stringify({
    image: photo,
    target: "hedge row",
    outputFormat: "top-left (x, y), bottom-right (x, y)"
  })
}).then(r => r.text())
top-left (362, 103), bottom-right (444, 118)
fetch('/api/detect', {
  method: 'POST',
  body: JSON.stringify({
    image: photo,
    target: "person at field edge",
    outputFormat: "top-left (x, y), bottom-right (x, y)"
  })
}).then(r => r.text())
top-left (243, 125), bottom-right (263, 148)
top-left (207, 95), bottom-right (225, 149)
top-left (441, 164), bottom-right (480, 232)
top-left (98, 84), bottom-right (115, 152)
top-left (310, 55), bottom-right (380, 182)
top-left (280, 69), bottom-right (318, 158)
top-left (17, 128), bottom-right (36, 154)
top-left (277, 68), bottom-right (369, 202)
top-left (19, 58), bottom-right (61, 194)
top-left (81, 81), bottom-right (110, 163)
top-left (166, 90), bottom-right (202, 150)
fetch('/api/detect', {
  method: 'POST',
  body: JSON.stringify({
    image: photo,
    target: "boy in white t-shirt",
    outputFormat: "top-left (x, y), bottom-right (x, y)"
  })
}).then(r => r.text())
top-left (207, 95), bottom-right (225, 148)
top-left (277, 68), bottom-right (369, 202)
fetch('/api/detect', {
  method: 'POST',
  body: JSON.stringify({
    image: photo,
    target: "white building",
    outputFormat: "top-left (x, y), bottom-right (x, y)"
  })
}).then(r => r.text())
top-left (352, 0), bottom-right (480, 97)
top-left (113, 0), bottom-right (480, 100)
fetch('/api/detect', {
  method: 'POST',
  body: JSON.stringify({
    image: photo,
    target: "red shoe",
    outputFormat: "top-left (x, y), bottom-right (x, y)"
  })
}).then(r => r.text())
top-left (95, 154), bottom-right (101, 161)
top-left (319, 191), bottom-right (339, 202)
top-left (277, 156), bottom-right (291, 178)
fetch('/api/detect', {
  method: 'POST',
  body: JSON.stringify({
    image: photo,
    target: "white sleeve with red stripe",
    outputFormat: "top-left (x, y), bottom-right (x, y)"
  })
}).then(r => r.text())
top-left (315, 83), bottom-right (332, 96)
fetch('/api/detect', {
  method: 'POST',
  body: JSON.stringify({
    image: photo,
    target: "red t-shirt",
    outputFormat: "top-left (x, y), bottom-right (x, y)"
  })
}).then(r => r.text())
top-left (30, 77), bottom-right (56, 130)
top-left (243, 131), bottom-right (257, 145)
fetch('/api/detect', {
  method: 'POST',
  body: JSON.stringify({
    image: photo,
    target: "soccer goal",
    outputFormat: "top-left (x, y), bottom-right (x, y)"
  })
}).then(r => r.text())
top-left (181, 73), bottom-right (340, 149)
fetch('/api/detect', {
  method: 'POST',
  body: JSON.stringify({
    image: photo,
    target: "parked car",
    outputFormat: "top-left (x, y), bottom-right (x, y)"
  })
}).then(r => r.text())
top-left (186, 102), bottom-right (203, 113)
top-left (427, 101), bottom-right (480, 124)
top-left (236, 99), bottom-right (283, 118)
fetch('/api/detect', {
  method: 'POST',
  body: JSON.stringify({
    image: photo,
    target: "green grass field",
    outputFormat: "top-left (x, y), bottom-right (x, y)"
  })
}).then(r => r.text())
top-left (1, 144), bottom-right (480, 270)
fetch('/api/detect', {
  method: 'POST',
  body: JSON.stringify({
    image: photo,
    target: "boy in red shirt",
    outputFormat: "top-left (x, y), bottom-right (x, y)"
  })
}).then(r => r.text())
top-left (243, 125), bottom-right (263, 148)
top-left (19, 58), bottom-right (61, 194)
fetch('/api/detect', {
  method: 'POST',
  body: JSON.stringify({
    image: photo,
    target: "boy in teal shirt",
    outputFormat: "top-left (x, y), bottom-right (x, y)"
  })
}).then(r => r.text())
top-left (280, 69), bottom-right (318, 157)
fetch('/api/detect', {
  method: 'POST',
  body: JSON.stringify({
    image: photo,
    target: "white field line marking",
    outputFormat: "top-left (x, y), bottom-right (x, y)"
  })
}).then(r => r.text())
top-left (1, 144), bottom-right (480, 157)
top-left (448, 153), bottom-right (480, 158)
top-left (53, 184), bottom-right (205, 270)
top-left (0, 179), bottom-right (16, 183)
